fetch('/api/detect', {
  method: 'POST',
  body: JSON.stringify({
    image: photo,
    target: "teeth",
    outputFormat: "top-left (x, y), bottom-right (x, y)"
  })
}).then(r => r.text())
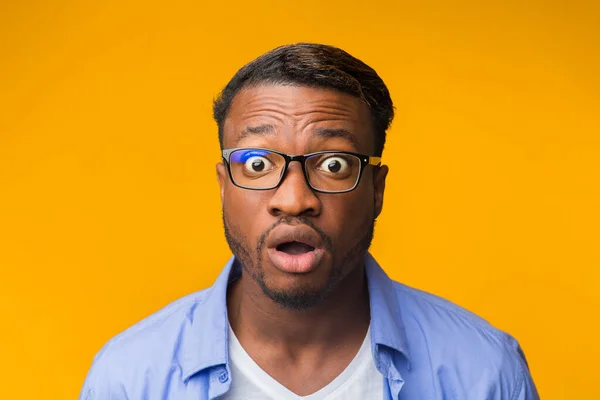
top-left (276, 241), bottom-right (315, 255)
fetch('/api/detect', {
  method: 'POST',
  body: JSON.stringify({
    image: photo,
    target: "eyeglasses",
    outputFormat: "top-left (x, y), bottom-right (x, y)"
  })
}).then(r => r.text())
top-left (222, 148), bottom-right (382, 193)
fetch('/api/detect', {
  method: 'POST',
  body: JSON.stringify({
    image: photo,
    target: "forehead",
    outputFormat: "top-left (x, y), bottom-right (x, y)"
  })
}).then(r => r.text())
top-left (222, 84), bottom-right (375, 153)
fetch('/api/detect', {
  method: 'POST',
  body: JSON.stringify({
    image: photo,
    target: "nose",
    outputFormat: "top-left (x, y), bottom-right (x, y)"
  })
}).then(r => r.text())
top-left (267, 162), bottom-right (321, 218)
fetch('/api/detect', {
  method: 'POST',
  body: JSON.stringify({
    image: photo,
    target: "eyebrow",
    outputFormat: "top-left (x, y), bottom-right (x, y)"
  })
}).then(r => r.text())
top-left (236, 124), bottom-right (275, 145)
top-left (313, 128), bottom-right (360, 148)
top-left (235, 125), bottom-right (360, 148)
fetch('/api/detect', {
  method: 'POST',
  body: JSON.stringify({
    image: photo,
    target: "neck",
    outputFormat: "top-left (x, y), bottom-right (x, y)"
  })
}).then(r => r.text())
top-left (227, 262), bottom-right (370, 353)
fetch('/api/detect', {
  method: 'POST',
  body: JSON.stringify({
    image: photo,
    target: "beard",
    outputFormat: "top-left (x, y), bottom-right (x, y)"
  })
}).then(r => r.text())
top-left (223, 212), bottom-right (375, 311)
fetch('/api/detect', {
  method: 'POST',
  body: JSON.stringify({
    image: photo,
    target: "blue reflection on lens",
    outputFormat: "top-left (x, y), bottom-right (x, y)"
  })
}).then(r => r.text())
top-left (231, 149), bottom-right (270, 163)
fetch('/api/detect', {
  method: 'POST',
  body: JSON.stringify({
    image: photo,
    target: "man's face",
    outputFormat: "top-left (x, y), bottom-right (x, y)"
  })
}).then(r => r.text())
top-left (217, 84), bottom-right (388, 309)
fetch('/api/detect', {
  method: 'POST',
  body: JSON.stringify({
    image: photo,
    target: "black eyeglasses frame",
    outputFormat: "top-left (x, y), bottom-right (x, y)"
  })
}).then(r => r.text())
top-left (221, 147), bottom-right (382, 194)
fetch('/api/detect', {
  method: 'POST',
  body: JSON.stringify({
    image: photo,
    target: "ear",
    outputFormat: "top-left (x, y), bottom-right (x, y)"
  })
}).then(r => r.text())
top-left (373, 165), bottom-right (388, 219)
top-left (216, 162), bottom-right (227, 205)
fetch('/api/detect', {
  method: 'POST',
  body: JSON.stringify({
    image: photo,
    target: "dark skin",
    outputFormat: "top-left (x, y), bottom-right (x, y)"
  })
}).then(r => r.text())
top-left (216, 84), bottom-right (389, 395)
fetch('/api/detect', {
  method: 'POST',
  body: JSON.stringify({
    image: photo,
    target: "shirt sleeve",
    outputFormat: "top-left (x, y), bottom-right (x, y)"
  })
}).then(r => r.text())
top-left (78, 347), bottom-right (126, 400)
top-left (511, 344), bottom-right (540, 400)
top-left (513, 372), bottom-right (540, 400)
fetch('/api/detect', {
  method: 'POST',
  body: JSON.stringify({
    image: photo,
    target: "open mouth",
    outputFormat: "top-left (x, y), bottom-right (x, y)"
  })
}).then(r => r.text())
top-left (276, 241), bottom-right (316, 255)
top-left (266, 225), bottom-right (324, 273)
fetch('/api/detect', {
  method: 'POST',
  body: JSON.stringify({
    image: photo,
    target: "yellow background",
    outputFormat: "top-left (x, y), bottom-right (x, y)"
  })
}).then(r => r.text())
top-left (1, 1), bottom-right (598, 398)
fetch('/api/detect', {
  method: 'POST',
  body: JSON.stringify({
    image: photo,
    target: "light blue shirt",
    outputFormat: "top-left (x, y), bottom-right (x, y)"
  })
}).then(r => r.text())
top-left (80, 254), bottom-right (539, 399)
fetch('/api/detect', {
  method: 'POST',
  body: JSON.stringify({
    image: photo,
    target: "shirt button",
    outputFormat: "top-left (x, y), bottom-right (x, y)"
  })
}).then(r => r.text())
top-left (218, 370), bottom-right (229, 383)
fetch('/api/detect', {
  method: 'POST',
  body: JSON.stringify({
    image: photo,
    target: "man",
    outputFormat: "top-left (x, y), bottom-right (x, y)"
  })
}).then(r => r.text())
top-left (80, 43), bottom-right (539, 399)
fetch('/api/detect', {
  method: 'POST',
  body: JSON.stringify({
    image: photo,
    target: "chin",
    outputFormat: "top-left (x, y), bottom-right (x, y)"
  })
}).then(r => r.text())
top-left (261, 284), bottom-right (331, 310)
top-left (256, 270), bottom-right (340, 310)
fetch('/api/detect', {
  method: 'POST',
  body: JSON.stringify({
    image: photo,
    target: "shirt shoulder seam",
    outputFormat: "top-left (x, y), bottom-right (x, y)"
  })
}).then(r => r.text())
top-left (395, 282), bottom-right (508, 342)
top-left (95, 289), bottom-right (211, 360)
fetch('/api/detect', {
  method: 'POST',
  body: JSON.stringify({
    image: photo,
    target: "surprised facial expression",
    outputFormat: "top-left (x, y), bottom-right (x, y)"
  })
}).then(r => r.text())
top-left (217, 84), bottom-right (388, 310)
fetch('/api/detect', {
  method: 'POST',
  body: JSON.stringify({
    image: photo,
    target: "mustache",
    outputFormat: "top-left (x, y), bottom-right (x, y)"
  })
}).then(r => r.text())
top-left (256, 216), bottom-right (334, 253)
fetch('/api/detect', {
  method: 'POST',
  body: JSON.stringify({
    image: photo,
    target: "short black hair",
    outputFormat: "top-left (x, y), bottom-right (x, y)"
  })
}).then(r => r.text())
top-left (213, 43), bottom-right (394, 156)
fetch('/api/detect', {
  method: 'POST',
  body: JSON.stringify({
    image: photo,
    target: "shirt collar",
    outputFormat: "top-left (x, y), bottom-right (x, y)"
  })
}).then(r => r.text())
top-left (180, 252), bottom-right (411, 381)
top-left (364, 252), bottom-right (412, 373)
top-left (180, 256), bottom-right (235, 381)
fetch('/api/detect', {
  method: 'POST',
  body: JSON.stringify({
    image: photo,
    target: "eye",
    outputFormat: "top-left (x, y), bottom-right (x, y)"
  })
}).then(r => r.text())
top-left (244, 156), bottom-right (273, 174)
top-left (317, 156), bottom-right (349, 174)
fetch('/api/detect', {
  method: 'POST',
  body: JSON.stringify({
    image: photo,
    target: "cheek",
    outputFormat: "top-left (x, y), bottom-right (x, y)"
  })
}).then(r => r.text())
top-left (321, 191), bottom-right (374, 245)
top-left (224, 189), bottom-right (268, 239)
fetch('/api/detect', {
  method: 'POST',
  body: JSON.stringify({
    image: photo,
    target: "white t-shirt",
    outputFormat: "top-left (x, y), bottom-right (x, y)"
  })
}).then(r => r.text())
top-left (220, 326), bottom-right (384, 400)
